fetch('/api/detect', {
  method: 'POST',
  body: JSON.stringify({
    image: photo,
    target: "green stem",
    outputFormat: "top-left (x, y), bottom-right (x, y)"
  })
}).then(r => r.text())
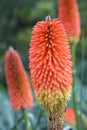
top-left (35, 110), bottom-right (43, 127)
top-left (80, 32), bottom-right (84, 127)
top-left (11, 116), bottom-right (23, 130)
top-left (22, 109), bottom-right (32, 130)
top-left (71, 44), bottom-right (80, 130)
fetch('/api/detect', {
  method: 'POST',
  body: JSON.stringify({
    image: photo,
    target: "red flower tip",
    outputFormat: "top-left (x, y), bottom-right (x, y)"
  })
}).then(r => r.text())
top-left (29, 17), bottom-right (72, 114)
top-left (59, 0), bottom-right (81, 44)
top-left (5, 47), bottom-right (34, 111)
top-left (64, 107), bottom-right (76, 126)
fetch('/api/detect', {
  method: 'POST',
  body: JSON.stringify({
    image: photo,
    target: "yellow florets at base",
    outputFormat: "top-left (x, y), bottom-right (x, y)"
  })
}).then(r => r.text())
top-left (35, 86), bottom-right (71, 113)
top-left (35, 86), bottom-right (71, 129)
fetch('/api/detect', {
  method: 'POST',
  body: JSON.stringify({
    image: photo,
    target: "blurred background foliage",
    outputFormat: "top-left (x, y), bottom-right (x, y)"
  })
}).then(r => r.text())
top-left (0, 0), bottom-right (87, 130)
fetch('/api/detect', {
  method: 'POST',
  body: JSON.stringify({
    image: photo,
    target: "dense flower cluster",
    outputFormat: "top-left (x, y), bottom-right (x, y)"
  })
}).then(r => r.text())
top-left (5, 47), bottom-right (33, 110)
top-left (29, 16), bottom-right (72, 126)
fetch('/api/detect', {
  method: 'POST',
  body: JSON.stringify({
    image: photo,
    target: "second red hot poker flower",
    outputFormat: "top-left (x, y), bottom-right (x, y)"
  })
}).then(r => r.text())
top-left (59, 0), bottom-right (81, 44)
top-left (5, 47), bottom-right (34, 111)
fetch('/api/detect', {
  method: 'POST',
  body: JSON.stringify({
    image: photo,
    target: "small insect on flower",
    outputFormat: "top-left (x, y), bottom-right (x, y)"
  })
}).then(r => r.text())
top-left (59, 0), bottom-right (81, 44)
top-left (29, 16), bottom-right (72, 129)
top-left (5, 47), bottom-right (34, 111)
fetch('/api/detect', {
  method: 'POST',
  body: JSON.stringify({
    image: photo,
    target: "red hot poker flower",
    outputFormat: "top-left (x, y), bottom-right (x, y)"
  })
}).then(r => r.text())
top-left (59, 0), bottom-right (81, 44)
top-left (29, 16), bottom-right (72, 129)
top-left (5, 47), bottom-right (34, 111)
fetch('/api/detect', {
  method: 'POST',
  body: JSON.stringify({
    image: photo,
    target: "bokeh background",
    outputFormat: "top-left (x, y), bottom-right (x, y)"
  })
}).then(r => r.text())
top-left (0, 0), bottom-right (87, 130)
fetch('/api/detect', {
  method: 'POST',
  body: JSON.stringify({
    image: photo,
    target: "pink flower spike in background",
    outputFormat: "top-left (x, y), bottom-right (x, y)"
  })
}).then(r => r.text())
top-left (5, 47), bottom-right (34, 111)
top-left (64, 107), bottom-right (76, 126)
top-left (59, 0), bottom-right (81, 44)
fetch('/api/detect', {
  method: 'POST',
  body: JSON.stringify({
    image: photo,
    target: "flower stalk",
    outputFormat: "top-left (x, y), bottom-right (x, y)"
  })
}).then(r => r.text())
top-left (22, 109), bottom-right (32, 130)
top-left (48, 104), bottom-right (65, 130)
top-left (11, 116), bottom-right (23, 130)
top-left (71, 44), bottom-right (80, 130)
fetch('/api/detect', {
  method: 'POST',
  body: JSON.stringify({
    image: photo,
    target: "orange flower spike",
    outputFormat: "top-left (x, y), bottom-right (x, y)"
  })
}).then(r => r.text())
top-left (5, 47), bottom-right (34, 111)
top-left (64, 107), bottom-right (76, 126)
top-left (29, 16), bottom-right (72, 129)
top-left (59, 0), bottom-right (81, 44)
